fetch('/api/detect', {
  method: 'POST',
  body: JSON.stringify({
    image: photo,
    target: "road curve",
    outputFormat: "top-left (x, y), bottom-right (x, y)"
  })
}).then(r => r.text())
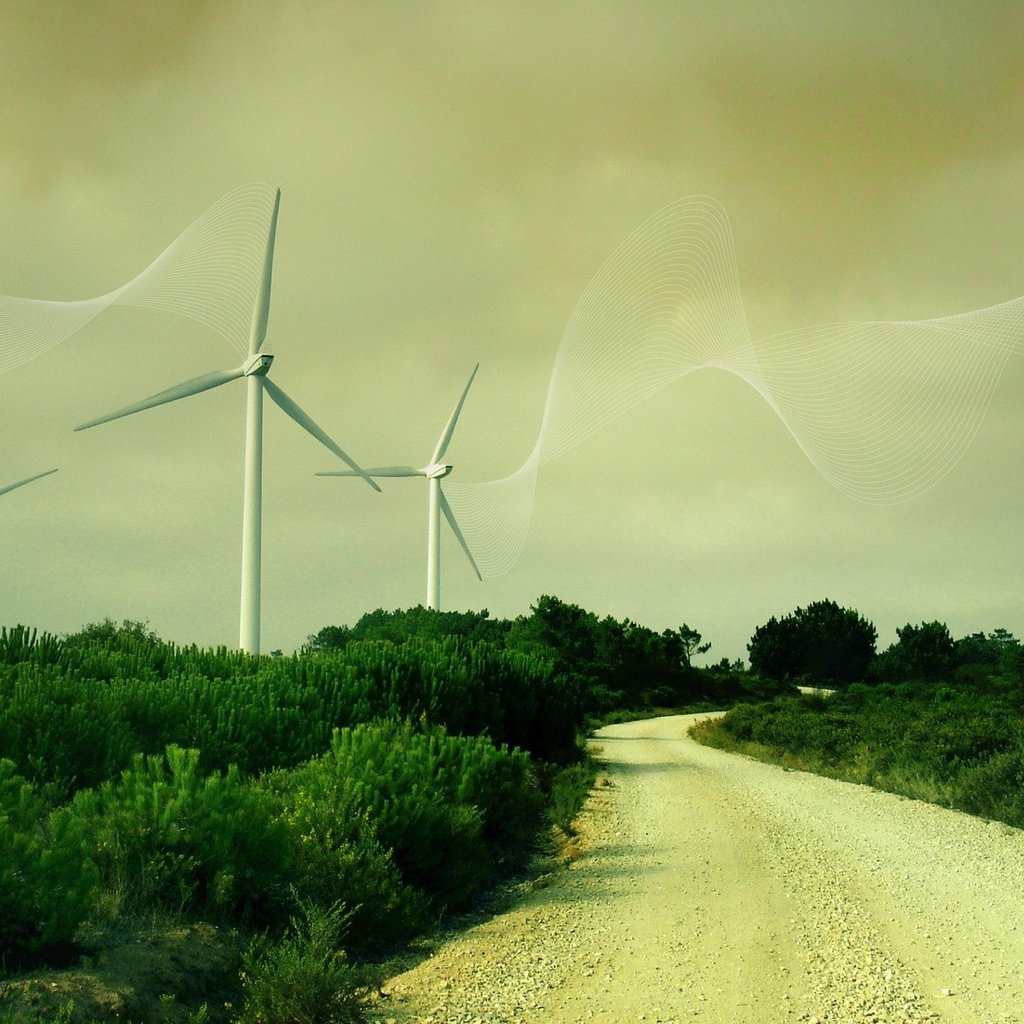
top-left (369, 714), bottom-right (1024, 1024)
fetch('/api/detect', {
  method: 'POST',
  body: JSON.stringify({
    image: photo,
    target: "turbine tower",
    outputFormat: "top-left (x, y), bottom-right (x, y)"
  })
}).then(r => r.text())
top-left (318, 364), bottom-right (482, 610)
top-left (0, 468), bottom-right (57, 498)
top-left (75, 189), bottom-right (379, 654)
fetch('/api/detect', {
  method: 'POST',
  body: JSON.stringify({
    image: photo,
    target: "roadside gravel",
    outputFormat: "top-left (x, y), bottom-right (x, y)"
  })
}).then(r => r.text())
top-left (367, 714), bottom-right (1024, 1024)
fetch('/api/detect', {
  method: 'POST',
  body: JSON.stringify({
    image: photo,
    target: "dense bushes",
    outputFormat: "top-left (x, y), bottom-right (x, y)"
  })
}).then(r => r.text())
top-left (1, 720), bottom-right (543, 980)
top-left (0, 761), bottom-right (97, 966)
top-left (265, 721), bottom-right (541, 951)
top-left (235, 899), bottom-right (372, 1024)
top-left (694, 679), bottom-right (1024, 829)
top-left (743, 601), bottom-right (1024, 692)
top-left (0, 597), bottom-right (743, 1012)
top-left (68, 746), bottom-right (293, 923)
top-left (504, 596), bottom-right (710, 713)
top-left (746, 600), bottom-right (877, 685)
top-left (0, 626), bottom-right (576, 795)
top-left (0, 618), bottom-right (556, 980)
top-left (305, 598), bottom-right (752, 718)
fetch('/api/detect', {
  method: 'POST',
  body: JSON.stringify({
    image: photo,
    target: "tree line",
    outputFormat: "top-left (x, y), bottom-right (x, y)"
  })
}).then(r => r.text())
top-left (744, 598), bottom-right (1022, 688)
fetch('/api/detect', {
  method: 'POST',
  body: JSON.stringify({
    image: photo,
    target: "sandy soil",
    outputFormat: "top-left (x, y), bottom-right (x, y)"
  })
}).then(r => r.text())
top-left (367, 713), bottom-right (1024, 1024)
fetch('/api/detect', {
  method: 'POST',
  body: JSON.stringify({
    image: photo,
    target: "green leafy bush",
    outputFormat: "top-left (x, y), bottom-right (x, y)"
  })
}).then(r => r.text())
top-left (694, 681), bottom-right (1024, 829)
top-left (0, 662), bottom-right (137, 795)
top-left (0, 760), bottom-right (97, 965)
top-left (272, 799), bottom-right (429, 954)
top-left (269, 721), bottom-right (542, 935)
top-left (546, 756), bottom-right (597, 836)
top-left (0, 627), bottom-right (581, 798)
top-left (235, 898), bottom-right (373, 1024)
top-left (72, 746), bottom-right (292, 921)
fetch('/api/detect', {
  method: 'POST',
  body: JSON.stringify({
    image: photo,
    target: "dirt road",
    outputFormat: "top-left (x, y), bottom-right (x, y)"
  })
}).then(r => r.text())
top-left (368, 714), bottom-right (1024, 1024)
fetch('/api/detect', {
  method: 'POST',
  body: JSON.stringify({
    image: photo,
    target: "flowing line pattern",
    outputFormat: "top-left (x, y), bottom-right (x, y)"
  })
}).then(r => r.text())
top-left (3, 188), bottom-right (1021, 576)
top-left (447, 197), bottom-right (1023, 575)
top-left (0, 182), bottom-right (277, 374)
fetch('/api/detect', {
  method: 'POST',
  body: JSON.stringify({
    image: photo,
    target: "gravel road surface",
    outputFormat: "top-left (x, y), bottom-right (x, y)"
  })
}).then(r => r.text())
top-left (368, 714), bottom-right (1024, 1024)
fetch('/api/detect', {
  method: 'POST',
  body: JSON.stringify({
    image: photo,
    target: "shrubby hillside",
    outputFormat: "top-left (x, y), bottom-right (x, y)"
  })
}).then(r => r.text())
top-left (306, 595), bottom-right (791, 716)
top-left (693, 599), bottom-right (1024, 832)
top-left (1, 597), bottom-right (779, 1023)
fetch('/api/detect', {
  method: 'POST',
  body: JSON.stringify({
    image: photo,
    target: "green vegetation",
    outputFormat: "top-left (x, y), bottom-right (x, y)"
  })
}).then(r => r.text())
top-left (693, 602), bottom-right (1024, 832)
top-left (234, 899), bottom-right (373, 1024)
top-left (1, 599), bottom-right (779, 1023)
top-left (10, 595), bottom-right (1016, 1020)
top-left (746, 599), bottom-right (876, 685)
top-left (306, 597), bottom-right (789, 718)
top-left (0, 761), bottom-right (97, 965)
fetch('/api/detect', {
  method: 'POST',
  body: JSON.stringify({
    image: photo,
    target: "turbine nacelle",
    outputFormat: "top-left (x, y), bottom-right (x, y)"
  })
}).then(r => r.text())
top-left (243, 353), bottom-right (274, 376)
top-left (424, 463), bottom-right (453, 480)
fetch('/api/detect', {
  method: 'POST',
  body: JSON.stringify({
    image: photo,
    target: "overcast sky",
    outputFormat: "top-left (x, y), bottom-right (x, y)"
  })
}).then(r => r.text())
top-left (2, 1), bottom-right (1022, 660)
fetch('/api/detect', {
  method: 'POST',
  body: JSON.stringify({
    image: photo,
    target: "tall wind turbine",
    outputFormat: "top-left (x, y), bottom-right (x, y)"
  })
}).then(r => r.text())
top-left (0, 468), bottom-right (57, 498)
top-left (75, 189), bottom-right (379, 654)
top-left (317, 364), bottom-right (482, 610)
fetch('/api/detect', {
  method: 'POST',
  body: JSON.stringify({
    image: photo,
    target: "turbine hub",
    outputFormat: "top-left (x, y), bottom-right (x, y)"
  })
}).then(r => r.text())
top-left (424, 463), bottom-right (453, 479)
top-left (243, 353), bottom-right (274, 377)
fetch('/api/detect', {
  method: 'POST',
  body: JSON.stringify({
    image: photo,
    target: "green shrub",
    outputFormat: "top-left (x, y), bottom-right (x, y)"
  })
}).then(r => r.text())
top-left (269, 721), bottom-right (542, 933)
top-left (0, 628), bottom-right (583, 799)
top-left (72, 746), bottom-right (292, 922)
top-left (546, 757), bottom-right (597, 836)
top-left (695, 683), bottom-right (1024, 831)
top-left (956, 744), bottom-right (1024, 826)
top-left (235, 898), bottom-right (373, 1024)
top-left (0, 663), bottom-right (137, 794)
top-left (0, 760), bottom-right (97, 965)
top-left (273, 800), bottom-right (429, 955)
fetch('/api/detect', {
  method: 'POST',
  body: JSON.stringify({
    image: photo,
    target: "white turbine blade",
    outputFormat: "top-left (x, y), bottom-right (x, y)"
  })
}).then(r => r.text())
top-left (439, 488), bottom-right (482, 581)
top-left (316, 466), bottom-right (422, 478)
top-left (75, 366), bottom-right (245, 431)
top-left (0, 468), bottom-right (57, 497)
top-left (263, 377), bottom-right (381, 492)
top-left (430, 363), bottom-right (479, 464)
top-left (250, 187), bottom-right (281, 355)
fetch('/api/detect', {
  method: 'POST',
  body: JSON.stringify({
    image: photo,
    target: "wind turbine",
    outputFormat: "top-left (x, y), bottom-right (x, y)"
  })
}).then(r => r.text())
top-left (75, 188), bottom-right (379, 654)
top-left (0, 468), bottom-right (57, 498)
top-left (317, 364), bottom-right (482, 610)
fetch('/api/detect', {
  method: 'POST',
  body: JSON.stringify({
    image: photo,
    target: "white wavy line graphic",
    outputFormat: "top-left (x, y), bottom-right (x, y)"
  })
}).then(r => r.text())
top-left (3, 189), bottom-right (1020, 577)
top-left (446, 198), bottom-right (1022, 575)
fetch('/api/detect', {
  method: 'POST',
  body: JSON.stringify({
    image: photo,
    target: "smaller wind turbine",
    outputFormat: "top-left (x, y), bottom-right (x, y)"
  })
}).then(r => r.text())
top-left (0, 468), bottom-right (57, 497)
top-left (75, 188), bottom-right (379, 654)
top-left (318, 364), bottom-right (482, 610)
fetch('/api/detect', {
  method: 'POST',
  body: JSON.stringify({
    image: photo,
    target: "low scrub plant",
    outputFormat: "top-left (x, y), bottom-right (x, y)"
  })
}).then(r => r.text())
top-left (234, 897), bottom-right (373, 1024)
top-left (70, 745), bottom-right (293, 922)
top-left (692, 682), bottom-right (1024, 830)
top-left (545, 755), bottom-right (597, 836)
top-left (0, 760), bottom-right (97, 966)
top-left (270, 720), bottom-right (542, 927)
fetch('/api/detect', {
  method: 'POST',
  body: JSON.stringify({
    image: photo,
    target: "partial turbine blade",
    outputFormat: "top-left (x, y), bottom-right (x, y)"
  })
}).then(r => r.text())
top-left (430, 363), bottom-right (479, 464)
top-left (439, 488), bottom-right (482, 582)
top-left (0, 467), bottom-right (57, 498)
top-left (249, 187), bottom-right (281, 355)
top-left (75, 366), bottom-right (245, 431)
top-left (316, 466), bottom-right (422, 478)
top-left (263, 377), bottom-right (381, 492)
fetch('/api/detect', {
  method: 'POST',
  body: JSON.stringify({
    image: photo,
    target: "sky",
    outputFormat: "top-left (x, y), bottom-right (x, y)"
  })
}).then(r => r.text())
top-left (1, 1), bottom-right (1022, 661)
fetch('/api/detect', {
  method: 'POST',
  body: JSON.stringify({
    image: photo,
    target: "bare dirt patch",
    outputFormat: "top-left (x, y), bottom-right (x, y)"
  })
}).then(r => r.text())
top-left (0, 922), bottom-right (240, 1023)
